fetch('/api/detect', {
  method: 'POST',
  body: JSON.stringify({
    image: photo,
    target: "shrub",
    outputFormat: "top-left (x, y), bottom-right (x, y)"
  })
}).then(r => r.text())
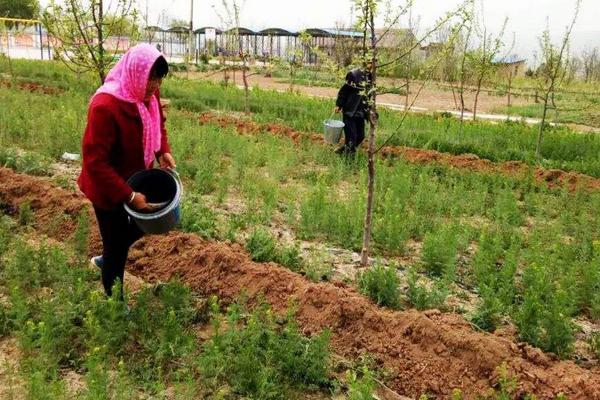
top-left (421, 226), bottom-right (458, 278)
top-left (198, 301), bottom-right (331, 398)
top-left (346, 367), bottom-right (375, 400)
top-left (589, 332), bottom-right (600, 359)
top-left (72, 210), bottom-right (90, 261)
top-left (180, 200), bottom-right (217, 239)
top-left (471, 284), bottom-right (505, 332)
top-left (18, 201), bottom-right (33, 226)
top-left (406, 268), bottom-right (448, 311)
top-left (357, 264), bottom-right (401, 309)
top-left (0, 302), bottom-right (14, 337)
top-left (277, 245), bottom-right (302, 272)
top-left (246, 228), bottom-right (304, 271)
top-left (127, 282), bottom-right (198, 381)
top-left (513, 263), bottom-right (575, 357)
top-left (246, 228), bottom-right (278, 263)
top-left (493, 190), bottom-right (523, 226)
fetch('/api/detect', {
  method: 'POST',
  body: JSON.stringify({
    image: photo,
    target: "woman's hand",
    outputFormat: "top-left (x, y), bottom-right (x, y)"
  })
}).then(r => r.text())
top-left (159, 153), bottom-right (177, 169)
top-left (129, 192), bottom-right (149, 210)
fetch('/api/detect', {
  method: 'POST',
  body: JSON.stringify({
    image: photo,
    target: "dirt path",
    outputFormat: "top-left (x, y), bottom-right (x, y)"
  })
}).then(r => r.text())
top-left (197, 111), bottom-right (600, 192)
top-left (2, 167), bottom-right (600, 399)
top-left (187, 71), bottom-right (532, 116)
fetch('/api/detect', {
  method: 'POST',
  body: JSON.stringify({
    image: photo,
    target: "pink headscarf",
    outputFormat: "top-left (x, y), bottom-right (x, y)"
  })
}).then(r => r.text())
top-left (94, 44), bottom-right (164, 168)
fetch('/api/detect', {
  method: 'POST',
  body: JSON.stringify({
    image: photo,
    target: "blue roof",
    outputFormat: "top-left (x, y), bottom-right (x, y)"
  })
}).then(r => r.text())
top-left (493, 55), bottom-right (526, 64)
top-left (323, 28), bottom-right (364, 38)
top-left (144, 25), bottom-right (364, 38)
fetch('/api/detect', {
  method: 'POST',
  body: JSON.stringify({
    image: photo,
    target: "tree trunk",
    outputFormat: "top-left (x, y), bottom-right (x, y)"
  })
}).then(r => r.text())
top-left (97, 0), bottom-right (105, 84)
top-left (536, 94), bottom-right (550, 159)
top-left (361, 119), bottom-right (377, 267)
top-left (507, 73), bottom-right (513, 107)
top-left (242, 56), bottom-right (249, 112)
top-left (450, 83), bottom-right (459, 110)
top-left (473, 76), bottom-right (483, 121)
top-left (360, 1), bottom-right (377, 268)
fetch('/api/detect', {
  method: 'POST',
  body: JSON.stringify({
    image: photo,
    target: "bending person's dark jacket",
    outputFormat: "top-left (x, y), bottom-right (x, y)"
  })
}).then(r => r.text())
top-left (335, 68), bottom-right (371, 119)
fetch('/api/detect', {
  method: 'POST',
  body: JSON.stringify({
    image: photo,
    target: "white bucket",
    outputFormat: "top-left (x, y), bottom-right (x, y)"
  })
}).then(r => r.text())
top-left (323, 119), bottom-right (345, 144)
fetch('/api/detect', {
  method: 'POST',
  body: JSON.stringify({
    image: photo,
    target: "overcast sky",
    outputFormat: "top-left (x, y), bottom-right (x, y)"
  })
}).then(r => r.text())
top-left (41, 0), bottom-right (600, 59)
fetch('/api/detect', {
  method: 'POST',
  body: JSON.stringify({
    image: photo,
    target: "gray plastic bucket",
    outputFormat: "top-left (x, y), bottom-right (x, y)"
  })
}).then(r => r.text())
top-left (124, 168), bottom-right (182, 234)
top-left (323, 119), bottom-right (345, 144)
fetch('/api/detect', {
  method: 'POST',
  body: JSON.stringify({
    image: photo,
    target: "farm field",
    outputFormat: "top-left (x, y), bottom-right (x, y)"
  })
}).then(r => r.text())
top-left (2, 59), bottom-right (600, 398)
top-left (189, 68), bottom-right (535, 115)
top-left (190, 66), bottom-right (600, 132)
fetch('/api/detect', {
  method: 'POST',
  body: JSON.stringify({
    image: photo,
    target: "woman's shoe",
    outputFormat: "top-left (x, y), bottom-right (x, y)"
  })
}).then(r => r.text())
top-left (90, 256), bottom-right (104, 270)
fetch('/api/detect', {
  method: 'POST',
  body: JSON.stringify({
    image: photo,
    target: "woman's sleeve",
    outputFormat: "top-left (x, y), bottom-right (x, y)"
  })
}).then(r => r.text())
top-left (156, 90), bottom-right (171, 157)
top-left (82, 103), bottom-right (133, 203)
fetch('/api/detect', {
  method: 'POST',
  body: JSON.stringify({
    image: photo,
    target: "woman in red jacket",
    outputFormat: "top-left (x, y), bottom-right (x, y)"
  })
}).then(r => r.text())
top-left (78, 44), bottom-right (176, 297)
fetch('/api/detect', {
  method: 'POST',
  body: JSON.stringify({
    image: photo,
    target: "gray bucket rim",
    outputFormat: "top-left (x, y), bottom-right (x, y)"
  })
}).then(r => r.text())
top-left (323, 119), bottom-right (345, 128)
top-left (123, 168), bottom-right (182, 221)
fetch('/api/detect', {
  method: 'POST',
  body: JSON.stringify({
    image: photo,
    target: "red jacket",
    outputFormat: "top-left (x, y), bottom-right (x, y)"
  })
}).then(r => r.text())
top-left (77, 92), bottom-right (171, 210)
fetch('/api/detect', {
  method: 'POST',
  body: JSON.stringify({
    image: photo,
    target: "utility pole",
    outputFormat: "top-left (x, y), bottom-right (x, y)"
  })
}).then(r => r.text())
top-left (188, 0), bottom-right (194, 75)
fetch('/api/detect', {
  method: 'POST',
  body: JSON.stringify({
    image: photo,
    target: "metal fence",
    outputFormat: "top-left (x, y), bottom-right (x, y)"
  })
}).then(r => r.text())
top-left (0, 19), bottom-right (364, 65)
top-left (0, 20), bottom-right (52, 60)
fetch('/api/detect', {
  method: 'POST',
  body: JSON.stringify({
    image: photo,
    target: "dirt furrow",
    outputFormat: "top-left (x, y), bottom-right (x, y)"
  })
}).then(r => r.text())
top-left (1, 167), bottom-right (599, 399)
top-left (197, 111), bottom-right (600, 192)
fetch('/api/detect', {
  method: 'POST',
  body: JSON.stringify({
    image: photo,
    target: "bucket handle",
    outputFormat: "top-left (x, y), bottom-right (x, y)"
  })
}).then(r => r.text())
top-left (163, 167), bottom-right (183, 196)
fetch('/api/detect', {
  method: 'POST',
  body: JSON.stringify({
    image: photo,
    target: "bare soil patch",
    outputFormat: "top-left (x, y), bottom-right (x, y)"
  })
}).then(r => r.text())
top-left (1, 167), bottom-right (600, 398)
top-left (0, 79), bottom-right (64, 95)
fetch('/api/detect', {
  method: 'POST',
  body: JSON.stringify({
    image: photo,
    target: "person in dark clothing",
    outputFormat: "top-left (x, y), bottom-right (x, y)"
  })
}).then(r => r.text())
top-left (334, 61), bottom-right (373, 155)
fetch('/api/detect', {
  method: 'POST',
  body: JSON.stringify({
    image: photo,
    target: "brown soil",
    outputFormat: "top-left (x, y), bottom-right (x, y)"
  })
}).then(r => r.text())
top-left (1, 167), bottom-right (600, 399)
top-left (197, 111), bottom-right (600, 192)
top-left (0, 79), bottom-right (64, 95)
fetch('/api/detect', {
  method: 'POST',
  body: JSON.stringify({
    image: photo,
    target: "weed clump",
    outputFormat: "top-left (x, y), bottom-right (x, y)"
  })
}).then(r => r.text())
top-left (199, 299), bottom-right (331, 398)
top-left (406, 267), bottom-right (448, 311)
top-left (357, 264), bottom-right (401, 309)
top-left (246, 228), bottom-right (303, 271)
top-left (513, 263), bottom-right (575, 358)
top-left (180, 199), bottom-right (217, 239)
top-left (421, 225), bottom-right (457, 278)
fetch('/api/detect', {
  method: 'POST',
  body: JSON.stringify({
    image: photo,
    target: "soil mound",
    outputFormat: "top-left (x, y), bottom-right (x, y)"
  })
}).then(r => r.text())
top-left (1, 167), bottom-right (600, 398)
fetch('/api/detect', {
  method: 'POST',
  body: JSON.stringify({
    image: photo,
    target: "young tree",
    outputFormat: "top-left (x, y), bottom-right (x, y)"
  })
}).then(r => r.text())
top-left (356, 0), bottom-right (469, 266)
top-left (469, 1), bottom-right (507, 121)
top-left (457, 19), bottom-right (472, 125)
top-left (354, 0), bottom-right (379, 267)
top-left (534, 0), bottom-right (580, 159)
top-left (403, 5), bottom-right (418, 110)
top-left (214, 0), bottom-right (251, 110)
top-left (435, 23), bottom-right (462, 109)
top-left (43, 0), bottom-right (139, 84)
top-left (286, 31), bottom-right (313, 92)
top-left (581, 47), bottom-right (599, 83)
